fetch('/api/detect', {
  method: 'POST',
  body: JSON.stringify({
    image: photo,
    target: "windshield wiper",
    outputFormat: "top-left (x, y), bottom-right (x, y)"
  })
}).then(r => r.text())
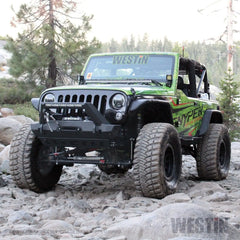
top-left (149, 79), bottom-right (163, 86)
top-left (134, 79), bottom-right (163, 86)
top-left (125, 79), bottom-right (163, 86)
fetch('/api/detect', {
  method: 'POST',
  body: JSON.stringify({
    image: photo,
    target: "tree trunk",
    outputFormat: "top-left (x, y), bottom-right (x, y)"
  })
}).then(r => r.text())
top-left (47, 0), bottom-right (57, 88)
top-left (47, 53), bottom-right (57, 88)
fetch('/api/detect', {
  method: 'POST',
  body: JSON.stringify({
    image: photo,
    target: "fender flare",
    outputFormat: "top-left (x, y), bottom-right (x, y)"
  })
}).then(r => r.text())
top-left (129, 98), bottom-right (173, 124)
top-left (198, 109), bottom-right (223, 136)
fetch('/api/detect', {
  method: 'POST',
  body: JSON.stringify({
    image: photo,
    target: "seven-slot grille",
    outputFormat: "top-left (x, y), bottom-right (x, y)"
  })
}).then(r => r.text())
top-left (57, 93), bottom-right (107, 115)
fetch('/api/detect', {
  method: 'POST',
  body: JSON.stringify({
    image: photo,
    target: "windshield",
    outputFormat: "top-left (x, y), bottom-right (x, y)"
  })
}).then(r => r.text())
top-left (84, 54), bottom-right (175, 84)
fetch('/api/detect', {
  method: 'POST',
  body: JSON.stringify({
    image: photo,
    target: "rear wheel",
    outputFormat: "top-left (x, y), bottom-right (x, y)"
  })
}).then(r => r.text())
top-left (133, 123), bottom-right (182, 199)
top-left (196, 124), bottom-right (231, 180)
top-left (9, 124), bottom-right (62, 193)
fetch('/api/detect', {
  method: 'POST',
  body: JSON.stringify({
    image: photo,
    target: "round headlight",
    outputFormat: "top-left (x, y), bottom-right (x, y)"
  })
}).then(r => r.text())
top-left (112, 94), bottom-right (125, 109)
top-left (44, 93), bottom-right (55, 102)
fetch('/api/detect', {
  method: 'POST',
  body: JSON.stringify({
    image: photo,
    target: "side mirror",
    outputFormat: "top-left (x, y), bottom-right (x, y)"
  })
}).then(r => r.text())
top-left (31, 98), bottom-right (40, 110)
top-left (166, 75), bottom-right (172, 87)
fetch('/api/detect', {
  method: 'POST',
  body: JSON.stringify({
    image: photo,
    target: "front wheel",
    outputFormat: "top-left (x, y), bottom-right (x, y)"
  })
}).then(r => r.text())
top-left (9, 124), bottom-right (62, 193)
top-left (196, 124), bottom-right (231, 180)
top-left (133, 123), bottom-right (182, 199)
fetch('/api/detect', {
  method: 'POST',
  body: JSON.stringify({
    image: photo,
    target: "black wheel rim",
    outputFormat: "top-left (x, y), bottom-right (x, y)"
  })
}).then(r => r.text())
top-left (219, 140), bottom-right (227, 167)
top-left (164, 145), bottom-right (175, 181)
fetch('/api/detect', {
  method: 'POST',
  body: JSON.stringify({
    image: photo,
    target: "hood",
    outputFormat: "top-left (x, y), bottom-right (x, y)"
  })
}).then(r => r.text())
top-left (44, 84), bottom-right (174, 96)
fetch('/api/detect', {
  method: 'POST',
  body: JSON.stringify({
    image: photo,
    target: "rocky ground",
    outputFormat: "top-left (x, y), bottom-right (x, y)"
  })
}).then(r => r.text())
top-left (0, 114), bottom-right (240, 239)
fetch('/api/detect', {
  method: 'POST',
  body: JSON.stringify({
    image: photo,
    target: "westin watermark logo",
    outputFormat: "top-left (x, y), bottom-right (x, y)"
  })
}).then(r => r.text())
top-left (171, 217), bottom-right (229, 234)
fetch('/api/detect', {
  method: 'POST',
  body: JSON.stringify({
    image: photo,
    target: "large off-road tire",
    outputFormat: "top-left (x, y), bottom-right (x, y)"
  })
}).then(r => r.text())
top-left (9, 124), bottom-right (62, 193)
top-left (98, 165), bottom-right (128, 174)
top-left (196, 124), bottom-right (231, 180)
top-left (133, 123), bottom-right (182, 199)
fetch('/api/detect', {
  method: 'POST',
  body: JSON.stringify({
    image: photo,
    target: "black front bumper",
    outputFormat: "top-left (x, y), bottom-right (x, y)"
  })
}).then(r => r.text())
top-left (31, 120), bottom-right (122, 149)
top-left (32, 102), bottom-right (123, 149)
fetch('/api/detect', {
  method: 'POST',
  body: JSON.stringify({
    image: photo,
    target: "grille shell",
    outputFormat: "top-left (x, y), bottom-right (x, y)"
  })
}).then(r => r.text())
top-left (40, 89), bottom-right (127, 118)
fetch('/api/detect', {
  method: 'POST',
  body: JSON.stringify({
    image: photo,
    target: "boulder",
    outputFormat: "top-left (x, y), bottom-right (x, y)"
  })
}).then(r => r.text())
top-left (0, 143), bottom-right (5, 152)
top-left (187, 182), bottom-right (225, 199)
top-left (103, 203), bottom-right (240, 240)
top-left (0, 145), bottom-right (10, 164)
top-left (0, 176), bottom-right (7, 187)
top-left (0, 159), bottom-right (9, 174)
top-left (0, 145), bottom-right (10, 174)
top-left (0, 108), bottom-right (14, 117)
top-left (77, 164), bottom-right (99, 179)
top-left (161, 193), bottom-right (191, 205)
top-left (67, 199), bottom-right (93, 213)
top-left (8, 115), bottom-right (34, 125)
top-left (202, 192), bottom-right (229, 202)
top-left (0, 115), bottom-right (34, 146)
top-left (40, 220), bottom-right (74, 232)
top-left (0, 117), bottom-right (22, 145)
top-left (8, 210), bottom-right (35, 224)
top-left (38, 208), bottom-right (71, 220)
top-left (10, 236), bottom-right (44, 240)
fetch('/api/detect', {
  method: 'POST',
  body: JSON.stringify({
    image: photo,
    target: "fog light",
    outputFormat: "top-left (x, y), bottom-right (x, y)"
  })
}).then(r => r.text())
top-left (115, 112), bottom-right (123, 121)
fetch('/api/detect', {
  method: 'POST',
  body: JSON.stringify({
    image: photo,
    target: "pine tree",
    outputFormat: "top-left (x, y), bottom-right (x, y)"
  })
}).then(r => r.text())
top-left (217, 69), bottom-right (240, 140)
top-left (5, 0), bottom-right (101, 88)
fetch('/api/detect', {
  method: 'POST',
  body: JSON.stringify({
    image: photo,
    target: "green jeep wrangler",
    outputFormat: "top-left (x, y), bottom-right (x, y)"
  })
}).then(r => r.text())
top-left (9, 52), bottom-right (231, 199)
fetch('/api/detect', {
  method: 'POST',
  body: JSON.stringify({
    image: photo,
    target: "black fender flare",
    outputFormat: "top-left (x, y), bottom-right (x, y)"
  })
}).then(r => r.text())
top-left (198, 109), bottom-right (223, 136)
top-left (129, 98), bottom-right (173, 124)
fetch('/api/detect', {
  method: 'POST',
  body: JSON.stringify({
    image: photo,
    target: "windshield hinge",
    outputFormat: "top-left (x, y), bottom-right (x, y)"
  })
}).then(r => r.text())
top-left (78, 75), bottom-right (85, 85)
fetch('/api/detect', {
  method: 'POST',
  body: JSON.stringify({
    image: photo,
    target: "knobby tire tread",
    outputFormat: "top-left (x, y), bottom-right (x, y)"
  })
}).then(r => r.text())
top-left (133, 123), bottom-right (182, 199)
top-left (196, 124), bottom-right (230, 180)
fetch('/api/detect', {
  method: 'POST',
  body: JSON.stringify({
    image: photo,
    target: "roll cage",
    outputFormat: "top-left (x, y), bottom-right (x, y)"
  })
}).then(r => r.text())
top-left (178, 58), bottom-right (209, 99)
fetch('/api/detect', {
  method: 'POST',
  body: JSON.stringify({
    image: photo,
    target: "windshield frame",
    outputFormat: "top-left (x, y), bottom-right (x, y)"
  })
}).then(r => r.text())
top-left (82, 53), bottom-right (175, 84)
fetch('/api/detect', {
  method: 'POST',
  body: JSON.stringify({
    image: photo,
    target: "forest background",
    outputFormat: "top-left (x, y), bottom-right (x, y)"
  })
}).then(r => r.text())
top-left (0, 0), bottom-right (239, 138)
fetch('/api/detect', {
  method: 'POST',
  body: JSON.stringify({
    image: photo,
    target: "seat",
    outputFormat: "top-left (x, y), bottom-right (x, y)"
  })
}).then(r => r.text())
top-left (177, 76), bottom-right (188, 96)
top-left (177, 76), bottom-right (184, 90)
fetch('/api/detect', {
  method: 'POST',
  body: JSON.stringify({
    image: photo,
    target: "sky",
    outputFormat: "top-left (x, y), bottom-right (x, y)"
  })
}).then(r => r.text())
top-left (0, 0), bottom-right (239, 43)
